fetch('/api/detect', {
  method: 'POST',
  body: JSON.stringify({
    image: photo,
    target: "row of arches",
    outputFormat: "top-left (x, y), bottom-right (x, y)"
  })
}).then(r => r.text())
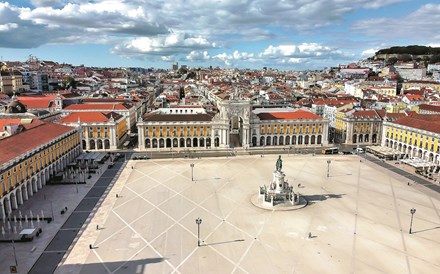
top-left (352, 134), bottom-right (378, 144)
top-left (82, 139), bottom-right (111, 150)
top-left (252, 135), bottom-right (323, 147)
top-left (144, 137), bottom-right (220, 149)
top-left (1, 146), bottom-right (81, 221)
top-left (385, 139), bottom-right (439, 163)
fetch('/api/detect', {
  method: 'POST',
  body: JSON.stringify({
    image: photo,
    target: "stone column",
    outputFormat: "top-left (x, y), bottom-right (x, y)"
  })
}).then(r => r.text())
top-left (28, 181), bottom-right (33, 197)
top-left (33, 179), bottom-right (38, 193)
top-left (23, 186), bottom-right (28, 201)
top-left (37, 175), bottom-right (42, 189)
top-left (11, 194), bottom-right (18, 210)
top-left (85, 130), bottom-right (90, 150)
top-left (17, 190), bottom-right (23, 205)
top-left (4, 197), bottom-right (12, 217)
top-left (138, 124), bottom-right (145, 150)
top-left (0, 200), bottom-right (6, 221)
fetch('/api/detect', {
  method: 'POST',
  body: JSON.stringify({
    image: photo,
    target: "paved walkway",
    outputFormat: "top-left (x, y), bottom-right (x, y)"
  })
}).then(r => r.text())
top-left (57, 154), bottom-right (440, 274)
top-left (364, 154), bottom-right (440, 194)
top-left (0, 153), bottom-right (130, 274)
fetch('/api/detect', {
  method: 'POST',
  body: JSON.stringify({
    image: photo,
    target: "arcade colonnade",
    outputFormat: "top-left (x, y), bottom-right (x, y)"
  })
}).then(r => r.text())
top-left (0, 131), bottom-right (82, 221)
top-left (382, 120), bottom-right (440, 165)
top-left (383, 138), bottom-right (440, 164)
top-left (137, 101), bottom-right (330, 150)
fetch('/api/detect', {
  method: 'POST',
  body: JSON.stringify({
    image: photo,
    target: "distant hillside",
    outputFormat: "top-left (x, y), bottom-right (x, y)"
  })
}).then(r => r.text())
top-left (374, 45), bottom-right (440, 64)
top-left (377, 45), bottom-right (440, 55)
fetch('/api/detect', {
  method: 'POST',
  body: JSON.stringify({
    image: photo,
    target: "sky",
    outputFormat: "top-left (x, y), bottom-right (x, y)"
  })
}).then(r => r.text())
top-left (1, 0), bottom-right (440, 70)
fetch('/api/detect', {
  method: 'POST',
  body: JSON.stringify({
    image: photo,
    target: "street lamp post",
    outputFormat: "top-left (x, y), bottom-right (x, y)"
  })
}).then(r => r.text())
top-left (11, 239), bottom-right (18, 267)
top-left (50, 201), bottom-right (55, 221)
top-left (196, 217), bottom-right (202, 247)
top-left (409, 208), bottom-right (416, 234)
top-left (327, 160), bottom-right (331, 178)
top-left (190, 163), bottom-right (195, 181)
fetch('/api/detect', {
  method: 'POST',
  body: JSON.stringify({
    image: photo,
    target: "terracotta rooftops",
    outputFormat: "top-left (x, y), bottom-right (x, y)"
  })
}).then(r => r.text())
top-left (419, 104), bottom-right (440, 112)
top-left (142, 113), bottom-right (214, 122)
top-left (170, 105), bottom-right (203, 108)
top-left (57, 111), bottom-right (123, 123)
top-left (0, 120), bottom-right (76, 165)
top-left (351, 110), bottom-right (380, 119)
top-left (257, 110), bottom-right (322, 120)
top-left (0, 118), bottom-right (22, 129)
top-left (392, 114), bottom-right (440, 134)
top-left (64, 103), bottom-right (133, 111)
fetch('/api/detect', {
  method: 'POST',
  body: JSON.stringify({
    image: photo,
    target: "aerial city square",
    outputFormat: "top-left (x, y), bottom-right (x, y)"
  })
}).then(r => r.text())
top-left (1, 0), bottom-right (440, 273)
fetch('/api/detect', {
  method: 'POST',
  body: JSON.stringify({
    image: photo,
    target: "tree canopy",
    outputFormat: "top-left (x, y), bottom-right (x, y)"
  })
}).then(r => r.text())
top-left (377, 45), bottom-right (440, 56)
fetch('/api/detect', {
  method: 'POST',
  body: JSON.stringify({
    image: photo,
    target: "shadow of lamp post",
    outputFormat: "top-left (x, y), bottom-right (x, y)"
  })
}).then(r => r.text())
top-left (327, 160), bottom-right (331, 177)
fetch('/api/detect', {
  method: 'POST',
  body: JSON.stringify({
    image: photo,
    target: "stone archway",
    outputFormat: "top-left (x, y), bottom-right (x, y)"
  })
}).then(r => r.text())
top-left (97, 139), bottom-right (103, 150)
top-left (90, 140), bottom-right (96, 150)
top-left (104, 139), bottom-right (110, 149)
top-left (229, 115), bottom-right (243, 148)
top-left (215, 100), bottom-right (252, 149)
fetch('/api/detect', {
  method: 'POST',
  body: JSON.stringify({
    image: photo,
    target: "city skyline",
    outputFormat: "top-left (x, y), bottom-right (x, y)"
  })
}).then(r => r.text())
top-left (0, 0), bottom-right (439, 69)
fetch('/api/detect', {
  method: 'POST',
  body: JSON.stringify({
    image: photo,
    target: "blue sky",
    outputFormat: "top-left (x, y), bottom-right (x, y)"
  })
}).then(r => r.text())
top-left (1, 0), bottom-right (439, 70)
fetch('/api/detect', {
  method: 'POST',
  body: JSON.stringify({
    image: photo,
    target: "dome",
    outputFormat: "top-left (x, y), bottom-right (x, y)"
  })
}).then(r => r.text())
top-left (5, 100), bottom-right (27, 114)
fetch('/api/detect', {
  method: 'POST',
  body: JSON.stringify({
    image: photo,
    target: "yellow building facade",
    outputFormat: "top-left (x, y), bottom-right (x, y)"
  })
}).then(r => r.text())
top-left (382, 114), bottom-right (440, 163)
top-left (0, 120), bottom-right (81, 220)
top-left (334, 109), bottom-right (382, 145)
top-left (137, 103), bottom-right (329, 150)
top-left (57, 112), bottom-right (128, 150)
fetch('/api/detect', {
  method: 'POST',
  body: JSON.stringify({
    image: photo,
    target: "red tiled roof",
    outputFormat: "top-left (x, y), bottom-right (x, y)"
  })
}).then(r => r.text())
top-left (18, 94), bottom-right (57, 109)
top-left (351, 110), bottom-right (380, 119)
top-left (170, 105), bottom-right (203, 108)
top-left (257, 110), bottom-right (322, 120)
top-left (392, 114), bottom-right (440, 134)
top-left (0, 118), bottom-right (22, 129)
top-left (57, 111), bottom-right (122, 123)
top-left (418, 104), bottom-right (440, 112)
top-left (64, 103), bottom-right (132, 111)
top-left (142, 113), bottom-right (214, 122)
top-left (404, 95), bottom-right (424, 101)
top-left (0, 121), bottom-right (76, 165)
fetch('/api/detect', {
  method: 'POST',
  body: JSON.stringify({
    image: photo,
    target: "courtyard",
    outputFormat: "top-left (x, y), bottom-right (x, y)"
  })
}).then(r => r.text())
top-left (58, 154), bottom-right (440, 273)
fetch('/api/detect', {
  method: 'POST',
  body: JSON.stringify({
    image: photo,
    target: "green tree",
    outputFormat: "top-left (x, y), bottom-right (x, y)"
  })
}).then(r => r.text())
top-left (62, 76), bottom-right (78, 89)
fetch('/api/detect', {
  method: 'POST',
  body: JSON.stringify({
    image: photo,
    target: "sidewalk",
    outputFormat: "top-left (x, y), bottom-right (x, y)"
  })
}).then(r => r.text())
top-left (0, 156), bottom-right (121, 274)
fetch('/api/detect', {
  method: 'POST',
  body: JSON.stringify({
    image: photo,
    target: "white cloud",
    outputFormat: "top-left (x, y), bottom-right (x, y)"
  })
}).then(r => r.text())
top-left (361, 48), bottom-right (378, 57)
top-left (260, 43), bottom-right (341, 59)
top-left (19, 1), bottom-right (168, 36)
top-left (0, 0), bottom-right (414, 67)
top-left (112, 33), bottom-right (216, 57)
top-left (362, 0), bottom-right (408, 9)
top-left (186, 51), bottom-right (211, 61)
top-left (353, 4), bottom-right (440, 43)
top-left (0, 23), bottom-right (18, 31)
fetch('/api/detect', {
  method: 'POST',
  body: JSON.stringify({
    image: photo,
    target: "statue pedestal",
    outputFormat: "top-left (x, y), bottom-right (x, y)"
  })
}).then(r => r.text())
top-left (272, 171), bottom-right (285, 193)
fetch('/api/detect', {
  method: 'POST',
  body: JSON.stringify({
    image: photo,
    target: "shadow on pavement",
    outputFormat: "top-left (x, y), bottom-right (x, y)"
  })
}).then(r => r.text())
top-left (412, 226), bottom-right (440, 234)
top-left (58, 258), bottom-right (165, 274)
top-left (304, 193), bottom-right (345, 204)
top-left (203, 239), bottom-right (245, 247)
